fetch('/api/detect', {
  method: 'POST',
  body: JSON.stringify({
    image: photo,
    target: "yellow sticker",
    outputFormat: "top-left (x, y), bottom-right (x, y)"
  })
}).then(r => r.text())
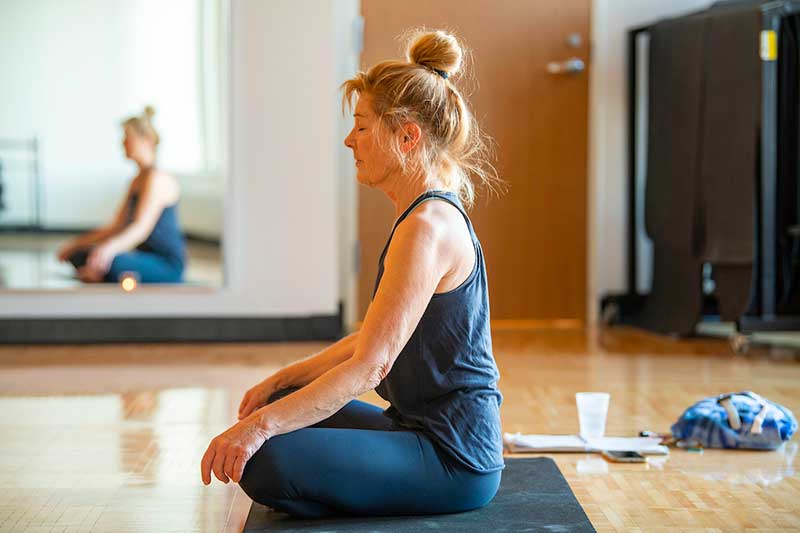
top-left (760, 30), bottom-right (777, 61)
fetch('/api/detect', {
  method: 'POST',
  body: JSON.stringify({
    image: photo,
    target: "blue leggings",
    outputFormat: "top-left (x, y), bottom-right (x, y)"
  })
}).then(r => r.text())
top-left (68, 248), bottom-right (183, 283)
top-left (104, 250), bottom-right (182, 283)
top-left (238, 388), bottom-right (502, 518)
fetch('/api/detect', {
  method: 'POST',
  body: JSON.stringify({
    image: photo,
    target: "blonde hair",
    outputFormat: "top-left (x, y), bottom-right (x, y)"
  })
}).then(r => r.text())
top-left (122, 106), bottom-right (159, 146)
top-left (342, 29), bottom-right (502, 209)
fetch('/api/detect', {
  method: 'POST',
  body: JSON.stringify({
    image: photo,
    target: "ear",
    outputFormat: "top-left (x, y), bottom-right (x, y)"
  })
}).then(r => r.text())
top-left (399, 122), bottom-right (422, 154)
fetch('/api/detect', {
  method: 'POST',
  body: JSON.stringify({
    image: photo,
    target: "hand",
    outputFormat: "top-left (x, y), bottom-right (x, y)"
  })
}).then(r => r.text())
top-left (57, 243), bottom-right (77, 262)
top-left (238, 378), bottom-right (279, 420)
top-left (77, 266), bottom-right (105, 283)
top-left (86, 241), bottom-right (118, 274)
top-left (201, 417), bottom-right (269, 485)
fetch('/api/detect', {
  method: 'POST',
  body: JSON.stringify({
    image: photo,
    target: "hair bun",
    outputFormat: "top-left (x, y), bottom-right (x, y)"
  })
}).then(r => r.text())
top-left (143, 105), bottom-right (156, 120)
top-left (406, 30), bottom-right (463, 78)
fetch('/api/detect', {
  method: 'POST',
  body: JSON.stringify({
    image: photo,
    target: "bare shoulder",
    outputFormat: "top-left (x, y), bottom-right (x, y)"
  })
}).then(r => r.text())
top-left (393, 199), bottom-right (470, 260)
top-left (150, 169), bottom-right (179, 188)
top-left (146, 170), bottom-right (180, 203)
top-left (414, 199), bottom-right (469, 243)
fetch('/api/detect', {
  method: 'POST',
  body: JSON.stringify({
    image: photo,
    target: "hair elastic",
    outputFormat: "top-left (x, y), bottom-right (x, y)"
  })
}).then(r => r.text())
top-left (433, 68), bottom-right (449, 80)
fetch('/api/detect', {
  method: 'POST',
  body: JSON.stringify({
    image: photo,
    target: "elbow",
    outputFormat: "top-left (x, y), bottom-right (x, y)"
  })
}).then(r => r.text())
top-left (360, 358), bottom-right (392, 392)
top-left (126, 224), bottom-right (151, 244)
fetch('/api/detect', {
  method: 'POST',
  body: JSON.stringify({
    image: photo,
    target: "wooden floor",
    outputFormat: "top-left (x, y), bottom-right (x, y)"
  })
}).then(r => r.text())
top-left (0, 326), bottom-right (799, 532)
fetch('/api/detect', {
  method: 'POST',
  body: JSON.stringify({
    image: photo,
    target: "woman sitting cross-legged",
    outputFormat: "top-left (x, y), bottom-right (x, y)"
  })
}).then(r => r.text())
top-left (57, 106), bottom-right (185, 284)
top-left (201, 29), bottom-right (505, 518)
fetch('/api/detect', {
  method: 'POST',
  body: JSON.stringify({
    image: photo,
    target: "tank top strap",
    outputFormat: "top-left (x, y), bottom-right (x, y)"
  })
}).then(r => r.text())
top-left (378, 190), bottom-right (473, 265)
top-left (424, 190), bottom-right (475, 234)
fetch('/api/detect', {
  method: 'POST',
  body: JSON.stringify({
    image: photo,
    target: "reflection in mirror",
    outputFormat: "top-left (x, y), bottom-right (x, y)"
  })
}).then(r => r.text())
top-left (0, 0), bottom-right (226, 289)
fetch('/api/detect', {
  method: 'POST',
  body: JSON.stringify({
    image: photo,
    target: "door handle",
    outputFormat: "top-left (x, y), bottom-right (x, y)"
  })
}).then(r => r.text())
top-left (546, 58), bottom-right (585, 75)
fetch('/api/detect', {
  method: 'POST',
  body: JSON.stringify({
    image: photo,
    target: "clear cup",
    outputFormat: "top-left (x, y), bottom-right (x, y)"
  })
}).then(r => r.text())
top-left (576, 392), bottom-right (610, 439)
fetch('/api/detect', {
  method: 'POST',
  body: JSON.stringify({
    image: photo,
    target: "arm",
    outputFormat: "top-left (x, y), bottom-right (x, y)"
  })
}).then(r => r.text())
top-left (237, 331), bottom-right (361, 419)
top-left (58, 189), bottom-right (132, 258)
top-left (68, 227), bottom-right (116, 248)
top-left (271, 331), bottom-right (360, 389)
top-left (202, 209), bottom-right (452, 485)
top-left (103, 172), bottom-right (172, 253)
top-left (85, 173), bottom-right (175, 273)
top-left (252, 213), bottom-right (447, 438)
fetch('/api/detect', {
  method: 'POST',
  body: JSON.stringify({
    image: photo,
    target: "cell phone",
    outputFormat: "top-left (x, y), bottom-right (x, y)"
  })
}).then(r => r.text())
top-left (601, 450), bottom-right (647, 463)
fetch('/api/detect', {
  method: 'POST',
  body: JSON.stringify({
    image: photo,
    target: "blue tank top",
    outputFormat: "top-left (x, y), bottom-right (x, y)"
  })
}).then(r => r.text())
top-left (373, 190), bottom-right (504, 473)
top-left (127, 192), bottom-right (186, 268)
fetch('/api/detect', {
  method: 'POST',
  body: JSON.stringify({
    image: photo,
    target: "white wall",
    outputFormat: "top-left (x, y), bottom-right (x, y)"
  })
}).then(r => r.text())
top-left (1, 0), bottom-right (349, 318)
top-left (587, 0), bottom-right (711, 323)
top-left (334, 1), bottom-right (362, 330)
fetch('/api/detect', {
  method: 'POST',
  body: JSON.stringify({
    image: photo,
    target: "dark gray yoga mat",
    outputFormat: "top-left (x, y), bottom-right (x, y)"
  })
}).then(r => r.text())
top-left (243, 457), bottom-right (595, 532)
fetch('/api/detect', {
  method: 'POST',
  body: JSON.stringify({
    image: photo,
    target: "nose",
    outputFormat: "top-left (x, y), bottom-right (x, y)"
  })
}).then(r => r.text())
top-left (344, 130), bottom-right (354, 149)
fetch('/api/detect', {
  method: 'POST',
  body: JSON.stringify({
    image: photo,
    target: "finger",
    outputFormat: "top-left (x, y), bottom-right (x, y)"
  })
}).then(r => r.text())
top-left (201, 444), bottom-right (216, 485)
top-left (239, 401), bottom-right (254, 420)
top-left (232, 455), bottom-right (246, 484)
top-left (79, 267), bottom-right (95, 282)
top-left (243, 400), bottom-right (262, 419)
top-left (212, 447), bottom-right (229, 483)
top-left (241, 395), bottom-right (261, 419)
top-left (223, 451), bottom-right (237, 481)
top-left (238, 391), bottom-right (251, 415)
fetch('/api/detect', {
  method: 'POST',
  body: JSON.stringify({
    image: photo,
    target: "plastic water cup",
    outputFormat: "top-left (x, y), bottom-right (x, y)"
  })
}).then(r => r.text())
top-left (576, 392), bottom-right (610, 439)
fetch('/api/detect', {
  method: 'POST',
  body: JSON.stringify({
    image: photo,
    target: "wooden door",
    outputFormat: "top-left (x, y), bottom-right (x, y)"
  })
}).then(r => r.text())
top-left (358, 0), bottom-right (590, 322)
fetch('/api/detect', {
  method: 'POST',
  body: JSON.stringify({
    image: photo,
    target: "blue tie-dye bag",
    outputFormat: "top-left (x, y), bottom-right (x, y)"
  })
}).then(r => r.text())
top-left (671, 392), bottom-right (797, 450)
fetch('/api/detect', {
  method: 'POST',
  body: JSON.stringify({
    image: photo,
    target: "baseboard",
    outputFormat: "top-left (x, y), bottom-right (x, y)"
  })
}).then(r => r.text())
top-left (0, 226), bottom-right (220, 245)
top-left (0, 313), bottom-right (342, 344)
top-left (183, 232), bottom-right (221, 245)
top-left (0, 225), bottom-right (85, 234)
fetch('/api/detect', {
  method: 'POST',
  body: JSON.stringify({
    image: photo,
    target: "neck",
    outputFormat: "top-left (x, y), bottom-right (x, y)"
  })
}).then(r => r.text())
top-left (376, 170), bottom-right (449, 219)
top-left (135, 154), bottom-right (156, 171)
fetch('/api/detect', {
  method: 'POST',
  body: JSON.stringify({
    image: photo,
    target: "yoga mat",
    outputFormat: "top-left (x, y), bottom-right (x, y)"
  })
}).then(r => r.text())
top-left (243, 457), bottom-right (595, 532)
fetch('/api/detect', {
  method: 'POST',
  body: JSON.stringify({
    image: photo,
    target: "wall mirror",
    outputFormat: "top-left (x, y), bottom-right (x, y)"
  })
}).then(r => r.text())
top-left (0, 0), bottom-right (227, 291)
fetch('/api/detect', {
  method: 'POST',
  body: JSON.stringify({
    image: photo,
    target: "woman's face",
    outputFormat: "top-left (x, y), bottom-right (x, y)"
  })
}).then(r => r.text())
top-left (122, 127), bottom-right (153, 162)
top-left (344, 94), bottom-right (395, 186)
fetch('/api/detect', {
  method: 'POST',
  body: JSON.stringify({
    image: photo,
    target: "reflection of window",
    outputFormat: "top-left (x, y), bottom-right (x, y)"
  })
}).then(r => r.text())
top-left (114, 0), bottom-right (226, 175)
top-left (0, 0), bottom-right (225, 226)
top-left (199, 0), bottom-right (226, 176)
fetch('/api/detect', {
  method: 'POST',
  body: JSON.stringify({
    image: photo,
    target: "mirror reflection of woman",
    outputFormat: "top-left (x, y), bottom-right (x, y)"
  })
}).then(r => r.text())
top-left (57, 107), bottom-right (186, 283)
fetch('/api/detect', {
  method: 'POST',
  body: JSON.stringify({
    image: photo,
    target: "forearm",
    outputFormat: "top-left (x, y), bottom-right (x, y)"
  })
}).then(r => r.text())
top-left (252, 354), bottom-right (379, 438)
top-left (104, 224), bottom-right (150, 254)
top-left (71, 227), bottom-right (117, 248)
top-left (270, 332), bottom-right (359, 389)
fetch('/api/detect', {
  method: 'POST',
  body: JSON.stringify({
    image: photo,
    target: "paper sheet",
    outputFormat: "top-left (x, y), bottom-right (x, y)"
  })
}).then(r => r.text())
top-left (504, 433), bottom-right (669, 455)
